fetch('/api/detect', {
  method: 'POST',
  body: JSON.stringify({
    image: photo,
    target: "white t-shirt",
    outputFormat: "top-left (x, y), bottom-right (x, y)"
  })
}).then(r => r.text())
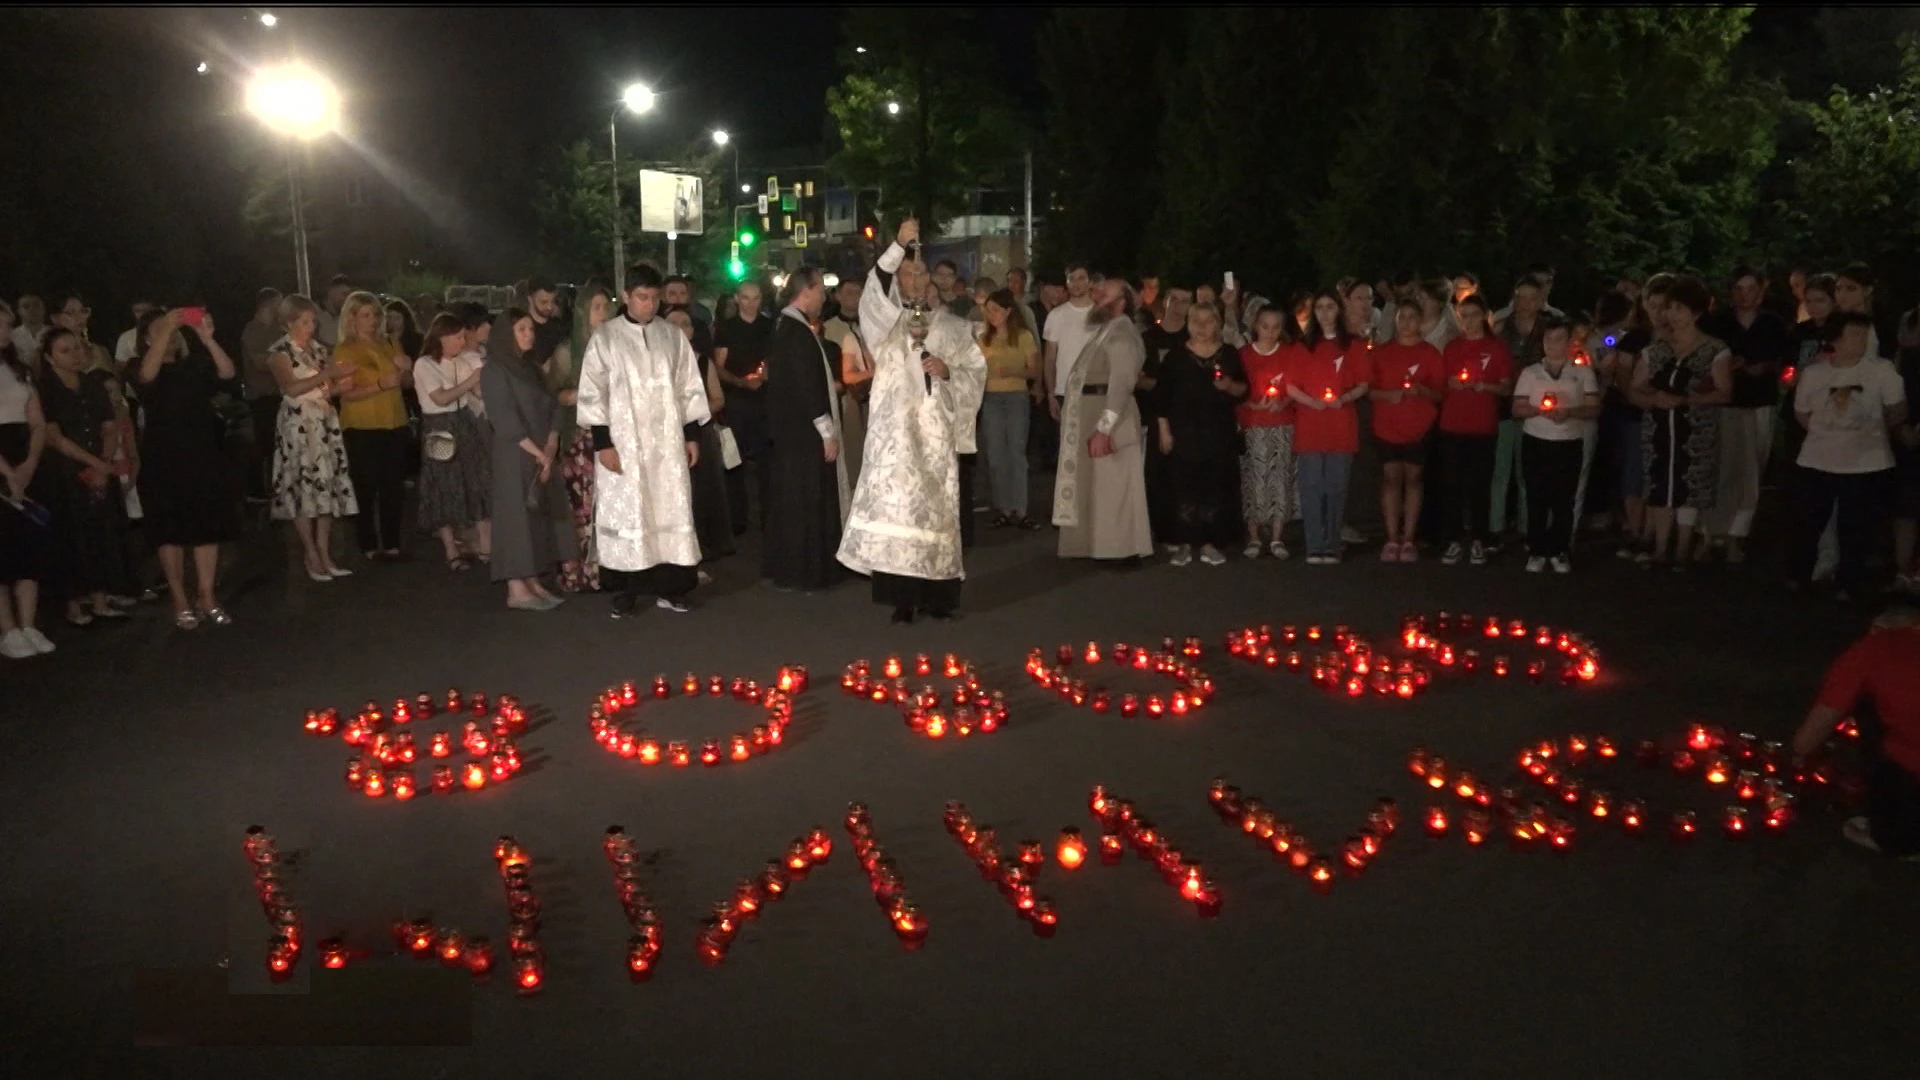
top-left (453, 348), bottom-right (487, 418)
top-left (1513, 361), bottom-right (1599, 441)
top-left (1043, 298), bottom-right (1096, 392)
top-left (0, 364), bottom-right (33, 424)
top-left (115, 327), bottom-right (140, 364)
top-left (10, 325), bottom-right (42, 367)
top-left (412, 355), bottom-right (475, 415)
top-left (1794, 357), bottom-right (1906, 473)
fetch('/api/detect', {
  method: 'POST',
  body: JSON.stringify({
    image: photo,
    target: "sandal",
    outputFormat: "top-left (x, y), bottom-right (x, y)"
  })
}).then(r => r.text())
top-left (988, 512), bottom-right (1012, 529)
top-left (174, 610), bottom-right (201, 630)
top-left (90, 606), bottom-right (130, 620)
top-left (65, 611), bottom-right (95, 628)
top-left (447, 556), bottom-right (473, 572)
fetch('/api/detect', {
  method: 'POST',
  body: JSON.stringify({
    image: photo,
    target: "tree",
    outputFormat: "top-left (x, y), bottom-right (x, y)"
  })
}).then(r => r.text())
top-left (531, 136), bottom-right (736, 291)
top-left (825, 8), bottom-right (1025, 231)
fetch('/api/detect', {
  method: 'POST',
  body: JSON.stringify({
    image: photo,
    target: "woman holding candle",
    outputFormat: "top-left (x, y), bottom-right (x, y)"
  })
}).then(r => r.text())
top-left (268, 296), bottom-right (359, 582)
top-left (553, 283), bottom-right (613, 592)
top-left (1436, 295), bottom-right (1513, 566)
top-left (35, 327), bottom-right (133, 625)
top-left (1631, 275), bottom-right (1732, 570)
top-left (0, 330), bottom-right (52, 657)
top-left (1369, 302), bottom-right (1446, 561)
top-left (334, 291), bottom-right (414, 561)
top-left (1237, 305), bottom-right (1297, 559)
top-left (412, 312), bottom-right (492, 571)
top-left (481, 308), bottom-right (575, 610)
top-left (1512, 317), bottom-right (1602, 573)
top-left (1287, 290), bottom-right (1371, 564)
top-left (1154, 302), bottom-right (1246, 566)
top-left (132, 308), bottom-right (241, 627)
top-left (1787, 312), bottom-right (1907, 599)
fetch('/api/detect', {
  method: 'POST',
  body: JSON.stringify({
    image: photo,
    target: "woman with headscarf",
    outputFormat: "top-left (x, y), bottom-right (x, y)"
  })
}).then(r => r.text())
top-left (553, 282), bottom-right (614, 592)
top-left (481, 308), bottom-right (576, 610)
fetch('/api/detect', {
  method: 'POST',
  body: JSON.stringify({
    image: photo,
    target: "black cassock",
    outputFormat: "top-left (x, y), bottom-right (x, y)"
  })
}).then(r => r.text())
top-left (761, 313), bottom-right (844, 590)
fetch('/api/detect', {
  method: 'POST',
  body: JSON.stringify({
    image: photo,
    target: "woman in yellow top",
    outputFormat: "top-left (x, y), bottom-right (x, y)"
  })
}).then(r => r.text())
top-left (333, 290), bottom-right (414, 560)
top-left (977, 287), bottom-right (1042, 529)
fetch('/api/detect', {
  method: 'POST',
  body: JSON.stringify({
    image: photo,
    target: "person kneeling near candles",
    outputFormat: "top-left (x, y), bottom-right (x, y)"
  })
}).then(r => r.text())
top-left (1793, 596), bottom-right (1920, 860)
top-left (1511, 316), bottom-right (1600, 574)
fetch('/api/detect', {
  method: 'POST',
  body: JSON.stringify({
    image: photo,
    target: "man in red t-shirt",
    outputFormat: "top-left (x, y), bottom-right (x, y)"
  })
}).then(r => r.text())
top-left (1793, 598), bottom-right (1920, 858)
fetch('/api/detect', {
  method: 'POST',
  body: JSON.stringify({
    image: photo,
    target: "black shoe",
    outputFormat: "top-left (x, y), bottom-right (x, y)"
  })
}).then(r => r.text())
top-left (610, 594), bottom-right (639, 619)
top-left (890, 606), bottom-right (916, 625)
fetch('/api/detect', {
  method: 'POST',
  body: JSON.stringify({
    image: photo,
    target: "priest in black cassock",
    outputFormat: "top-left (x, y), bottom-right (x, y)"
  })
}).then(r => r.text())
top-left (760, 266), bottom-right (849, 591)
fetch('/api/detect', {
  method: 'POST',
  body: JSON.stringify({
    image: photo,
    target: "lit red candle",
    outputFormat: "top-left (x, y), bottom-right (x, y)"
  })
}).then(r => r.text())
top-left (1424, 806), bottom-right (1449, 836)
top-left (462, 763), bottom-right (486, 790)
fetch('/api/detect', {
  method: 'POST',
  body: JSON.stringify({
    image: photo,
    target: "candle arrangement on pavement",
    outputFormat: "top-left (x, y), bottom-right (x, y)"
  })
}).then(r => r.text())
top-left (603, 825), bottom-right (661, 980)
top-left (1026, 639), bottom-right (1215, 719)
top-left (839, 654), bottom-right (1009, 739)
top-left (945, 801), bottom-right (1060, 934)
top-left (695, 824), bottom-right (832, 965)
top-left (242, 826), bottom-right (305, 980)
top-left (847, 802), bottom-right (929, 946)
top-left (306, 689), bottom-right (528, 800)
top-left (1086, 785), bottom-right (1221, 916)
top-left (1206, 777), bottom-right (1398, 893)
top-left (590, 667), bottom-right (806, 769)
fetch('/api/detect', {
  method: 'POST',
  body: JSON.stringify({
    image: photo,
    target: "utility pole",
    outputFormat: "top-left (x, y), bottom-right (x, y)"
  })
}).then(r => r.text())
top-left (1023, 147), bottom-right (1034, 272)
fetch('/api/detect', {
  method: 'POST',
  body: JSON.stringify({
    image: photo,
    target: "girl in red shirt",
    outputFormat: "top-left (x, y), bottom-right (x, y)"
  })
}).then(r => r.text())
top-left (1237, 306), bottom-right (1297, 559)
top-left (1286, 290), bottom-right (1372, 563)
top-left (1369, 303), bottom-right (1446, 561)
top-left (1436, 294), bottom-right (1514, 564)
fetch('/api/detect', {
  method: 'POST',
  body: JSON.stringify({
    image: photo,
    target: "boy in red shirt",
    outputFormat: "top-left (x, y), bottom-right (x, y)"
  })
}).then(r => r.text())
top-left (1794, 597), bottom-right (1920, 858)
top-left (1435, 294), bottom-right (1514, 565)
top-left (1369, 303), bottom-right (1446, 561)
top-left (1287, 291), bottom-right (1372, 563)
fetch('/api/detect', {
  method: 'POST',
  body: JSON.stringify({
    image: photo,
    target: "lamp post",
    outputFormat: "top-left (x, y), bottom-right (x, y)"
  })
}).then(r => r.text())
top-left (245, 62), bottom-right (339, 298)
top-left (711, 129), bottom-right (741, 202)
top-left (610, 82), bottom-right (655, 295)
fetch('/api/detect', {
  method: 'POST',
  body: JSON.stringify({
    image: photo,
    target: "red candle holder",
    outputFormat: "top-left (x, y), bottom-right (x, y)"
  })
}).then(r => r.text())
top-left (461, 762), bottom-right (486, 790)
top-left (1721, 806), bottom-right (1749, 840)
top-left (1424, 806), bottom-right (1449, 836)
top-left (1670, 811), bottom-right (1698, 842)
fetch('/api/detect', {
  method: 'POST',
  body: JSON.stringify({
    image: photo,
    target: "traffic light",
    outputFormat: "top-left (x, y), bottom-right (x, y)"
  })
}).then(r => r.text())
top-left (737, 227), bottom-right (758, 249)
top-left (728, 258), bottom-right (747, 281)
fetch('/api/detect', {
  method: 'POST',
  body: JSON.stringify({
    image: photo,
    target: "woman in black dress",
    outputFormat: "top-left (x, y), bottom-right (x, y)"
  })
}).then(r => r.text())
top-left (665, 305), bottom-right (735, 569)
top-left (133, 309), bottom-right (240, 627)
top-left (0, 329), bottom-right (53, 657)
top-left (1631, 277), bottom-right (1732, 570)
top-left (1153, 301), bottom-right (1247, 566)
top-left (36, 327), bottom-right (132, 626)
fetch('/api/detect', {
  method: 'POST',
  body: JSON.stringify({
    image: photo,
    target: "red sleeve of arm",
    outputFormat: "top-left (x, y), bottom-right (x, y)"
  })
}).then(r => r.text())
top-left (1815, 639), bottom-right (1873, 713)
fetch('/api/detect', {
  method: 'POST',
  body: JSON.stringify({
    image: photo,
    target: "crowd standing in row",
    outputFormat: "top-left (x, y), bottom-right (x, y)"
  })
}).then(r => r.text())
top-left (3, 235), bottom-right (1918, 656)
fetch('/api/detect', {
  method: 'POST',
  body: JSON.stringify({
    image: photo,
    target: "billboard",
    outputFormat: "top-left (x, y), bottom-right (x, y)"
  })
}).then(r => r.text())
top-left (639, 169), bottom-right (703, 235)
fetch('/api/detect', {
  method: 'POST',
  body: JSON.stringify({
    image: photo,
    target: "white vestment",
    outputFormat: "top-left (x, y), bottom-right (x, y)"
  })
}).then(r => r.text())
top-left (575, 314), bottom-right (710, 572)
top-left (836, 243), bottom-right (987, 581)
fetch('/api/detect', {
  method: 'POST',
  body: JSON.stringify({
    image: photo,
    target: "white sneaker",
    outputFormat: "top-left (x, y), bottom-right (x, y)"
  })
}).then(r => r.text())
top-left (1168, 546), bottom-right (1194, 567)
top-left (656, 597), bottom-right (692, 614)
top-left (1268, 541), bottom-right (1290, 560)
top-left (1525, 556), bottom-right (1547, 573)
top-left (1340, 525), bottom-right (1366, 545)
top-left (1, 629), bottom-right (35, 659)
top-left (1198, 545), bottom-right (1226, 566)
top-left (22, 628), bottom-right (55, 654)
top-left (1550, 555), bottom-right (1572, 575)
top-left (1441, 542), bottom-right (1464, 566)
top-left (1242, 541), bottom-right (1263, 559)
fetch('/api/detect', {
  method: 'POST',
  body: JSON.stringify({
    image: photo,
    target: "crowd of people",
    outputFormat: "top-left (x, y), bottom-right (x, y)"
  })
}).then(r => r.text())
top-left (3, 225), bottom-right (1918, 657)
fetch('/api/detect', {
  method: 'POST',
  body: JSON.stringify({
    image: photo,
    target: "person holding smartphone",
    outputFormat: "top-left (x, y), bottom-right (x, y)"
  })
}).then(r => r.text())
top-left (133, 307), bottom-right (239, 627)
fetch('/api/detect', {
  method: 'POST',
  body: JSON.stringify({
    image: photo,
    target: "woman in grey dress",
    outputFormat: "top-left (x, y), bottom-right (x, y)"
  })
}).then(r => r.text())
top-left (481, 308), bottom-right (577, 610)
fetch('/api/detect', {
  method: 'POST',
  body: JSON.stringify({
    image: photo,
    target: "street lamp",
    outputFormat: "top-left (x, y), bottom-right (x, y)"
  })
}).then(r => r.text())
top-left (885, 100), bottom-right (901, 116)
top-left (712, 128), bottom-right (741, 203)
top-left (610, 81), bottom-right (655, 294)
top-left (246, 62), bottom-right (339, 298)
top-left (260, 12), bottom-right (278, 27)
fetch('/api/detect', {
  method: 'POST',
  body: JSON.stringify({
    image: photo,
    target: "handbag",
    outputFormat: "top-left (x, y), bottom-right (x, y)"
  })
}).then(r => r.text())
top-left (717, 425), bottom-right (743, 470)
top-left (424, 430), bottom-right (457, 462)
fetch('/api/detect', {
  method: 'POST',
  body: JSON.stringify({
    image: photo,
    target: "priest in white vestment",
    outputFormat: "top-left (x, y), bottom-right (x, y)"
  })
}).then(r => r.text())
top-left (576, 264), bottom-right (711, 616)
top-left (837, 218), bottom-right (987, 623)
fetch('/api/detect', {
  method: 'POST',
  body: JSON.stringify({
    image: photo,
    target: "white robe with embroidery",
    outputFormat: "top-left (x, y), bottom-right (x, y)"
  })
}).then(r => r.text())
top-left (836, 243), bottom-right (987, 581)
top-left (575, 314), bottom-right (710, 572)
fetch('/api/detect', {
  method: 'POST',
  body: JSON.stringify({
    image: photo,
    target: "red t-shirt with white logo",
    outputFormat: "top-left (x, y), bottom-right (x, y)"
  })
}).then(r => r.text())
top-left (1438, 335), bottom-right (1514, 436)
top-left (1817, 625), bottom-right (1920, 776)
top-left (1289, 337), bottom-right (1373, 454)
top-left (1370, 340), bottom-right (1446, 445)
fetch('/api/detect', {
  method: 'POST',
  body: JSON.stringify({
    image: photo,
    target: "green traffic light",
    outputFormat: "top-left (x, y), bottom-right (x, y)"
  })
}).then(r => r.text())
top-left (728, 259), bottom-right (747, 279)
top-left (737, 230), bottom-right (757, 249)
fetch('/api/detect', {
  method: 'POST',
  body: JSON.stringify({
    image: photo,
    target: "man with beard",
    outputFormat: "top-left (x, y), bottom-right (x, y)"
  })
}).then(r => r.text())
top-left (821, 276), bottom-right (871, 486)
top-left (526, 279), bottom-right (570, 365)
top-left (761, 266), bottom-right (847, 592)
top-left (838, 218), bottom-right (987, 623)
top-left (575, 264), bottom-right (709, 616)
top-left (1054, 278), bottom-right (1154, 562)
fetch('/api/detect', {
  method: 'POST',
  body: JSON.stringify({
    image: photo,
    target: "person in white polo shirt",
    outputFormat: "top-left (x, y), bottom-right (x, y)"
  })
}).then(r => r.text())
top-left (1043, 263), bottom-right (1096, 428)
top-left (1511, 315), bottom-right (1600, 573)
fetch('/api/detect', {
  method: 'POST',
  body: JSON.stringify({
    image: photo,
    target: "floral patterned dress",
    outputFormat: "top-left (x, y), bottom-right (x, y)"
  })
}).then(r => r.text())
top-left (270, 338), bottom-right (359, 520)
top-left (1640, 335), bottom-right (1725, 511)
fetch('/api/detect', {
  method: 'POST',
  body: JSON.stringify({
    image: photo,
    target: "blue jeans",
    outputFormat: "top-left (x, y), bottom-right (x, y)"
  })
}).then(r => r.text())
top-left (980, 391), bottom-right (1030, 516)
top-left (1298, 452), bottom-right (1353, 556)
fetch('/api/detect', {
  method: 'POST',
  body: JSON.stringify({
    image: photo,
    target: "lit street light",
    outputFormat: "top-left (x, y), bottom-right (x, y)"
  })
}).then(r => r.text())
top-left (246, 62), bottom-right (340, 297)
top-left (712, 128), bottom-right (741, 203)
top-left (260, 12), bottom-right (278, 27)
top-left (855, 46), bottom-right (866, 54)
top-left (196, 60), bottom-right (209, 75)
top-left (886, 101), bottom-right (901, 116)
top-left (610, 81), bottom-right (655, 293)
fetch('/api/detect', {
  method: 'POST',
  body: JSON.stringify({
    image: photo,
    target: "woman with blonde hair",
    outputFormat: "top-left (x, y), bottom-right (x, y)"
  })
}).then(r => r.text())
top-left (334, 290), bottom-right (413, 560)
top-left (268, 294), bottom-right (359, 581)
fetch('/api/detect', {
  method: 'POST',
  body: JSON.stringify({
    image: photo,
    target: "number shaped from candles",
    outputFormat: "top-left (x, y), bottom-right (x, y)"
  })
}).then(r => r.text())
top-left (1027, 639), bottom-right (1215, 719)
top-left (590, 667), bottom-right (808, 769)
top-left (841, 654), bottom-right (1010, 739)
top-left (305, 689), bottom-right (529, 803)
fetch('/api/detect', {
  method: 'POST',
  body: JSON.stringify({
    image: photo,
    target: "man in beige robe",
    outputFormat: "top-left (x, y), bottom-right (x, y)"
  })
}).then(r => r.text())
top-left (1053, 279), bottom-right (1154, 561)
